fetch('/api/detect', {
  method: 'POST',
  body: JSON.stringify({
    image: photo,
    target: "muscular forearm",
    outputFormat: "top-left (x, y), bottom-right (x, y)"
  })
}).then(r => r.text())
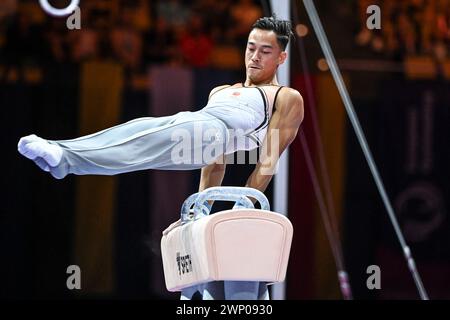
top-left (199, 162), bottom-right (226, 207)
top-left (198, 162), bottom-right (226, 192)
top-left (244, 164), bottom-right (275, 204)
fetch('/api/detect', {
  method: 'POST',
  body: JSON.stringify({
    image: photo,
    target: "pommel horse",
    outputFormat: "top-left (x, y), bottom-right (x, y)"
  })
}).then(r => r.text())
top-left (161, 187), bottom-right (293, 300)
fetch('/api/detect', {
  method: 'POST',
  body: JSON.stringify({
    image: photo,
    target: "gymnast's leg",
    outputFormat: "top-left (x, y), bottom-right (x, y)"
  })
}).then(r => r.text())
top-left (180, 281), bottom-right (269, 300)
top-left (181, 282), bottom-right (225, 300)
top-left (17, 111), bottom-right (229, 179)
top-left (224, 281), bottom-right (269, 300)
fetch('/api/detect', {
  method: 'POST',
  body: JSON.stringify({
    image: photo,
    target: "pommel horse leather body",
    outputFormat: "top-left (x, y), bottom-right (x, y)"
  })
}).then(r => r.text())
top-left (161, 205), bottom-right (293, 292)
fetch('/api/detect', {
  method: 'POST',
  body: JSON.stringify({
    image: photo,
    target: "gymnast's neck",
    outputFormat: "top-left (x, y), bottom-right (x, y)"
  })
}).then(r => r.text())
top-left (244, 74), bottom-right (279, 87)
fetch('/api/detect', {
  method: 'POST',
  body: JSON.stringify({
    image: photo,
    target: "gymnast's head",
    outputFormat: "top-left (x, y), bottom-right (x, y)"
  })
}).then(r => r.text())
top-left (245, 14), bottom-right (294, 84)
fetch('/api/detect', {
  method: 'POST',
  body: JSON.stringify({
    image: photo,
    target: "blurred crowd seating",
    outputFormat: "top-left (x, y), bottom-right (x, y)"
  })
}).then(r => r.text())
top-left (355, 0), bottom-right (450, 62)
top-left (0, 0), bottom-right (263, 84)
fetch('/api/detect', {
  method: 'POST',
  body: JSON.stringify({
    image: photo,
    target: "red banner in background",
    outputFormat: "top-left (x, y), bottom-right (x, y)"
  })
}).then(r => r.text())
top-left (287, 74), bottom-right (318, 299)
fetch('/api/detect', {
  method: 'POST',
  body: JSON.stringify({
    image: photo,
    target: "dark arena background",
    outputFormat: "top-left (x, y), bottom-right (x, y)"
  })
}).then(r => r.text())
top-left (1, 0), bottom-right (449, 301)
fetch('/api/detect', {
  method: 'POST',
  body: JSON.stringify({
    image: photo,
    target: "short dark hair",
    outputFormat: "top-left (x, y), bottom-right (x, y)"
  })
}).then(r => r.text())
top-left (251, 14), bottom-right (294, 51)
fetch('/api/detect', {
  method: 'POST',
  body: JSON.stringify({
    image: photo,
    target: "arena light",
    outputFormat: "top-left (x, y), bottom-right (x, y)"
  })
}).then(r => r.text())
top-left (317, 58), bottom-right (329, 71)
top-left (295, 24), bottom-right (309, 37)
top-left (39, 0), bottom-right (79, 17)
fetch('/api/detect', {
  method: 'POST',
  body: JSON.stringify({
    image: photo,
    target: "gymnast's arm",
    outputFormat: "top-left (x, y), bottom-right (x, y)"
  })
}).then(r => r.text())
top-left (198, 85), bottom-right (231, 196)
top-left (244, 88), bottom-right (304, 196)
top-left (198, 154), bottom-right (227, 193)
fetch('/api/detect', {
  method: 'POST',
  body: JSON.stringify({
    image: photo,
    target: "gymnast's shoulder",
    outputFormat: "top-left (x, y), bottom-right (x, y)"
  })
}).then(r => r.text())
top-left (276, 87), bottom-right (304, 110)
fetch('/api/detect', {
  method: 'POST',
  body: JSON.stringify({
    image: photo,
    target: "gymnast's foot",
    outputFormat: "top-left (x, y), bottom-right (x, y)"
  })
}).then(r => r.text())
top-left (17, 134), bottom-right (63, 171)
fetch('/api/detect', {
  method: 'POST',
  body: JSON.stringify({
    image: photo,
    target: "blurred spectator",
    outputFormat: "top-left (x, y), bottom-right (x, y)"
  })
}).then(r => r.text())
top-left (133, 0), bottom-right (152, 32)
top-left (69, 30), bottom-right (100, 62)
top-left (143, 17), bottom-right (178, 65)
top-left (44, 18), bottom-right (69, 63)
top-left (230, 0), bottom-right (262, 47)
top-left (156, 0), bottom-right (191, 29)
top-left (382, 0), bottom-right (400, 55)
top-left (67, 11), bottom-right (100, 62)
top-left (178, 13), bottom-right (214, 67)
top-left (195, 0), bottom-right (234, 43)
top-left (3, 8), bottom-right (47, 65)
top-left (110, 6), bottom-right (143, 70)
top-left (0, 0), bottom-right (17, 23)
top-left (355, 0), bottom-right (384, 52)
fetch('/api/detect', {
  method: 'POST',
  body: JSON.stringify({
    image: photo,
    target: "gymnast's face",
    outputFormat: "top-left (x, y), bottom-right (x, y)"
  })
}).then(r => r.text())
top-left (245, 28), bottom-right (287, 85)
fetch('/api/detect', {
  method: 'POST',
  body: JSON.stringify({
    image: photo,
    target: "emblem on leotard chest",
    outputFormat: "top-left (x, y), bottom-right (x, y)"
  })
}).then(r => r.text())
top-left (232, 92), bottom-right (241, 96)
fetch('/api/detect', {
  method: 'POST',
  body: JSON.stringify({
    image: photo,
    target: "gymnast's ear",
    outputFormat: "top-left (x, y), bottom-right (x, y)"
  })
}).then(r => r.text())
top-left (278, 51), bottom-right (287, 65)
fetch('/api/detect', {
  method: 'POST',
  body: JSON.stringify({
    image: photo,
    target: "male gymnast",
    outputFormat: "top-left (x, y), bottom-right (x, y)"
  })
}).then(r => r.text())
top-left (17, 14), bottom-right (304, 300)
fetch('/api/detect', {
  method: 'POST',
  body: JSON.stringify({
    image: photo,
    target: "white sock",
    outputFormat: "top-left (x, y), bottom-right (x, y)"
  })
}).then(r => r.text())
top-left (17, 134), bottom-right (63, 167)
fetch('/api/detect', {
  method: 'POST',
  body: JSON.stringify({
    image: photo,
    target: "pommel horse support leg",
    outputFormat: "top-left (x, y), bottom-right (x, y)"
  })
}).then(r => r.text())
top-left (161, 187), bottom-right (294, 300)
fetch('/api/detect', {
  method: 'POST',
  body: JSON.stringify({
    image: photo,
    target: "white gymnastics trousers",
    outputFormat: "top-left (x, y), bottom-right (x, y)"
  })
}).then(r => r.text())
top-left (45, 110), bottom-right (230, 179)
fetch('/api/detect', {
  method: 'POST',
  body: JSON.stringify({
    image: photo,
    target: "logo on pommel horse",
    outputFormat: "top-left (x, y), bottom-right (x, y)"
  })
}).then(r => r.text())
top-left (176, 252), bottom-right (193, 276)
